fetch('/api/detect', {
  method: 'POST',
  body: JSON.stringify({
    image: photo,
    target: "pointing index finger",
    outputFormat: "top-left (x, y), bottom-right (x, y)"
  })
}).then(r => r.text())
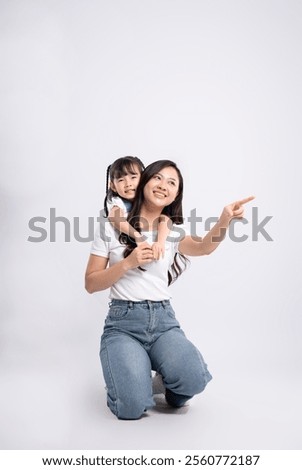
top-left (237, 195), bottom-right (255, 206)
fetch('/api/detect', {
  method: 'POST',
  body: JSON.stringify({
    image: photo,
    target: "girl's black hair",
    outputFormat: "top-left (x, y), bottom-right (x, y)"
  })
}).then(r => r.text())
top-left (120, 160), bottom-right (189, 285)
top-left (103, 156), bottom-right (145, 216)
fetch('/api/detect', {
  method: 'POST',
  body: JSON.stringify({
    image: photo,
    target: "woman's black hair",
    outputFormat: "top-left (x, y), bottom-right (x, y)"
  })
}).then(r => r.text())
top-left (103, 156), bottom-right (145, 216)
top-left (120, 160), bottom-right (189, 285)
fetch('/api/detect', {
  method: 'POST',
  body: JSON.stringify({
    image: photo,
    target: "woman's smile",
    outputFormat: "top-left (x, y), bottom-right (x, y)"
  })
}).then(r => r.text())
top-left (153, 190), bottom-right (167, 199)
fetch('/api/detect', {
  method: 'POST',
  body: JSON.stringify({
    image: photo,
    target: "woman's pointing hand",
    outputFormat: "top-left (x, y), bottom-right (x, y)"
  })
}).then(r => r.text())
top-left (221, 195), bottom-right (255, 222)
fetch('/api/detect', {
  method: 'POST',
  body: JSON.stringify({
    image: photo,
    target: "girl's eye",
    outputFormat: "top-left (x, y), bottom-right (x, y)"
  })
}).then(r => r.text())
top-left (131, 175), bottom-right (138, 179)
top-left (169, 181), bottom-right (176, 186)
top-left (154, 175), bottom-right (161, 180)
top-left (118, 179), bottom-right (124, 183)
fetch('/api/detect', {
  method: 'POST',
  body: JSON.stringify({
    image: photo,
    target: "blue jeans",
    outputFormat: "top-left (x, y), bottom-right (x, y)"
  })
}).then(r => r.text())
top-left (100, 299), bottom-right (212, 420)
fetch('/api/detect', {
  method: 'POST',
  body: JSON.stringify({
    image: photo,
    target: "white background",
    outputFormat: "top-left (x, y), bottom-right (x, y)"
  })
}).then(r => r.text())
top-left (1, 0), bottom-right (301, 450)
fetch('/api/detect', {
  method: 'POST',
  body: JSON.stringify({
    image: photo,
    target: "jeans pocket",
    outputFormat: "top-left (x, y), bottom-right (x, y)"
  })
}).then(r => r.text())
top-left (108, 305), bottom-right (129, 320)
top-left (165, 305), bottom-right (176, 319)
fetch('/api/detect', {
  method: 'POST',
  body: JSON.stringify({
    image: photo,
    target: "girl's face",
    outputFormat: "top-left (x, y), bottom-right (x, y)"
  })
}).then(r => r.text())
top-left (110, 165), bottom-right (141, 201)
top-left (143, 166), bottom-right (180, 209)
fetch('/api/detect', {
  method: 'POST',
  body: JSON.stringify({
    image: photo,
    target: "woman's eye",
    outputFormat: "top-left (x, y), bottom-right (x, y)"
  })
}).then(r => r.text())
top-left (154, 175), bottom-right (160, 180)
top-left (169, 181), bottom-right (175, 186)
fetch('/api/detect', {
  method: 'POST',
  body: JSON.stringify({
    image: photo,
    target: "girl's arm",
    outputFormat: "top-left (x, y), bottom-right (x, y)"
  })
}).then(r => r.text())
top-left (85, 245), bottom-right (154, 294)
top-left (152, 215), bottom-right (171, 260)
top-left (179, 196), bottom-right (254, 257)
top-left (108, 206), bottom-right (146, 244)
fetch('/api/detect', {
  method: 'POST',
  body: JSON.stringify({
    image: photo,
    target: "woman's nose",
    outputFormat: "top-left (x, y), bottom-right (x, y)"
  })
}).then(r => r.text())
top-left (157, 181), bottom-right (167, 191)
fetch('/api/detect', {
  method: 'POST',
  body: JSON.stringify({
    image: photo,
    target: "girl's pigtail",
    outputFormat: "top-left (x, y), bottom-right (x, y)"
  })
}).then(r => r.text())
top-left (103, 164), bottom-right (111, 217)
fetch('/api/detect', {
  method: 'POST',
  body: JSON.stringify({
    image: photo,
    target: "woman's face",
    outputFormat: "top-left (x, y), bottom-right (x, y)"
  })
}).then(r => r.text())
top-left (143, 166), bottom-right (180, 209)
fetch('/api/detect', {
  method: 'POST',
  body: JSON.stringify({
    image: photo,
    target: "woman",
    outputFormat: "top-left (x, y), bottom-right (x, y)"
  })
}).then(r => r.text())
top-left (85, 160), bottom-right (254, 420)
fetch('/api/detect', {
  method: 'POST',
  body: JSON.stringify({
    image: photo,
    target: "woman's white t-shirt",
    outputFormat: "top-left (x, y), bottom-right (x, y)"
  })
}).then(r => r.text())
top-left (91, 219), bottom-right (187, 301)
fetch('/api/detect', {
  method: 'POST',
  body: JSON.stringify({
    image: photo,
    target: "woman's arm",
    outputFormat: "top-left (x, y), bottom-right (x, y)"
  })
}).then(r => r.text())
top-left (85, 245), bottom-right (154, 294)
top-left (179, 196), bottom-right (255, 257)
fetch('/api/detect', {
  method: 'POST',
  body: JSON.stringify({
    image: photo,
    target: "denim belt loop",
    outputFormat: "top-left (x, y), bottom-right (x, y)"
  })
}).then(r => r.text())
top-left (128, 301), bottom-right (133, 309)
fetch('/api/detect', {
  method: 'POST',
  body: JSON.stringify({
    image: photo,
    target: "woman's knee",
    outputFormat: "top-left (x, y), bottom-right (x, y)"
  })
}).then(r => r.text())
top-left (192, 363), bottom-right (213, 394)
top-left (161, 348), bottom-right (212, 396)
top-left (108, 393), bottom-right (154, 420)
top-left (184, 349), bottom-right (213, 395)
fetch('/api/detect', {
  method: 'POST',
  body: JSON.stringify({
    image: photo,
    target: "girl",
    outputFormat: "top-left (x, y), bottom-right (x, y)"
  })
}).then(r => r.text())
top-left (104, 156), bottom-right (171, 259)
top-left (86, 159), bottom-right (254, 419)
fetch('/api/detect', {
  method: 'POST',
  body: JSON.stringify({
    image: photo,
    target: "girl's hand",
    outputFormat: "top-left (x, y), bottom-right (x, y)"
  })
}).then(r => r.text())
top-left (220, 196), bottom-right (255, 223)
top-left (136, 239), bottom-right (152, 249)
top-left (151, 242), bottom-right (165, 260)
top-left (124, 245), bottom-right (154, 270)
